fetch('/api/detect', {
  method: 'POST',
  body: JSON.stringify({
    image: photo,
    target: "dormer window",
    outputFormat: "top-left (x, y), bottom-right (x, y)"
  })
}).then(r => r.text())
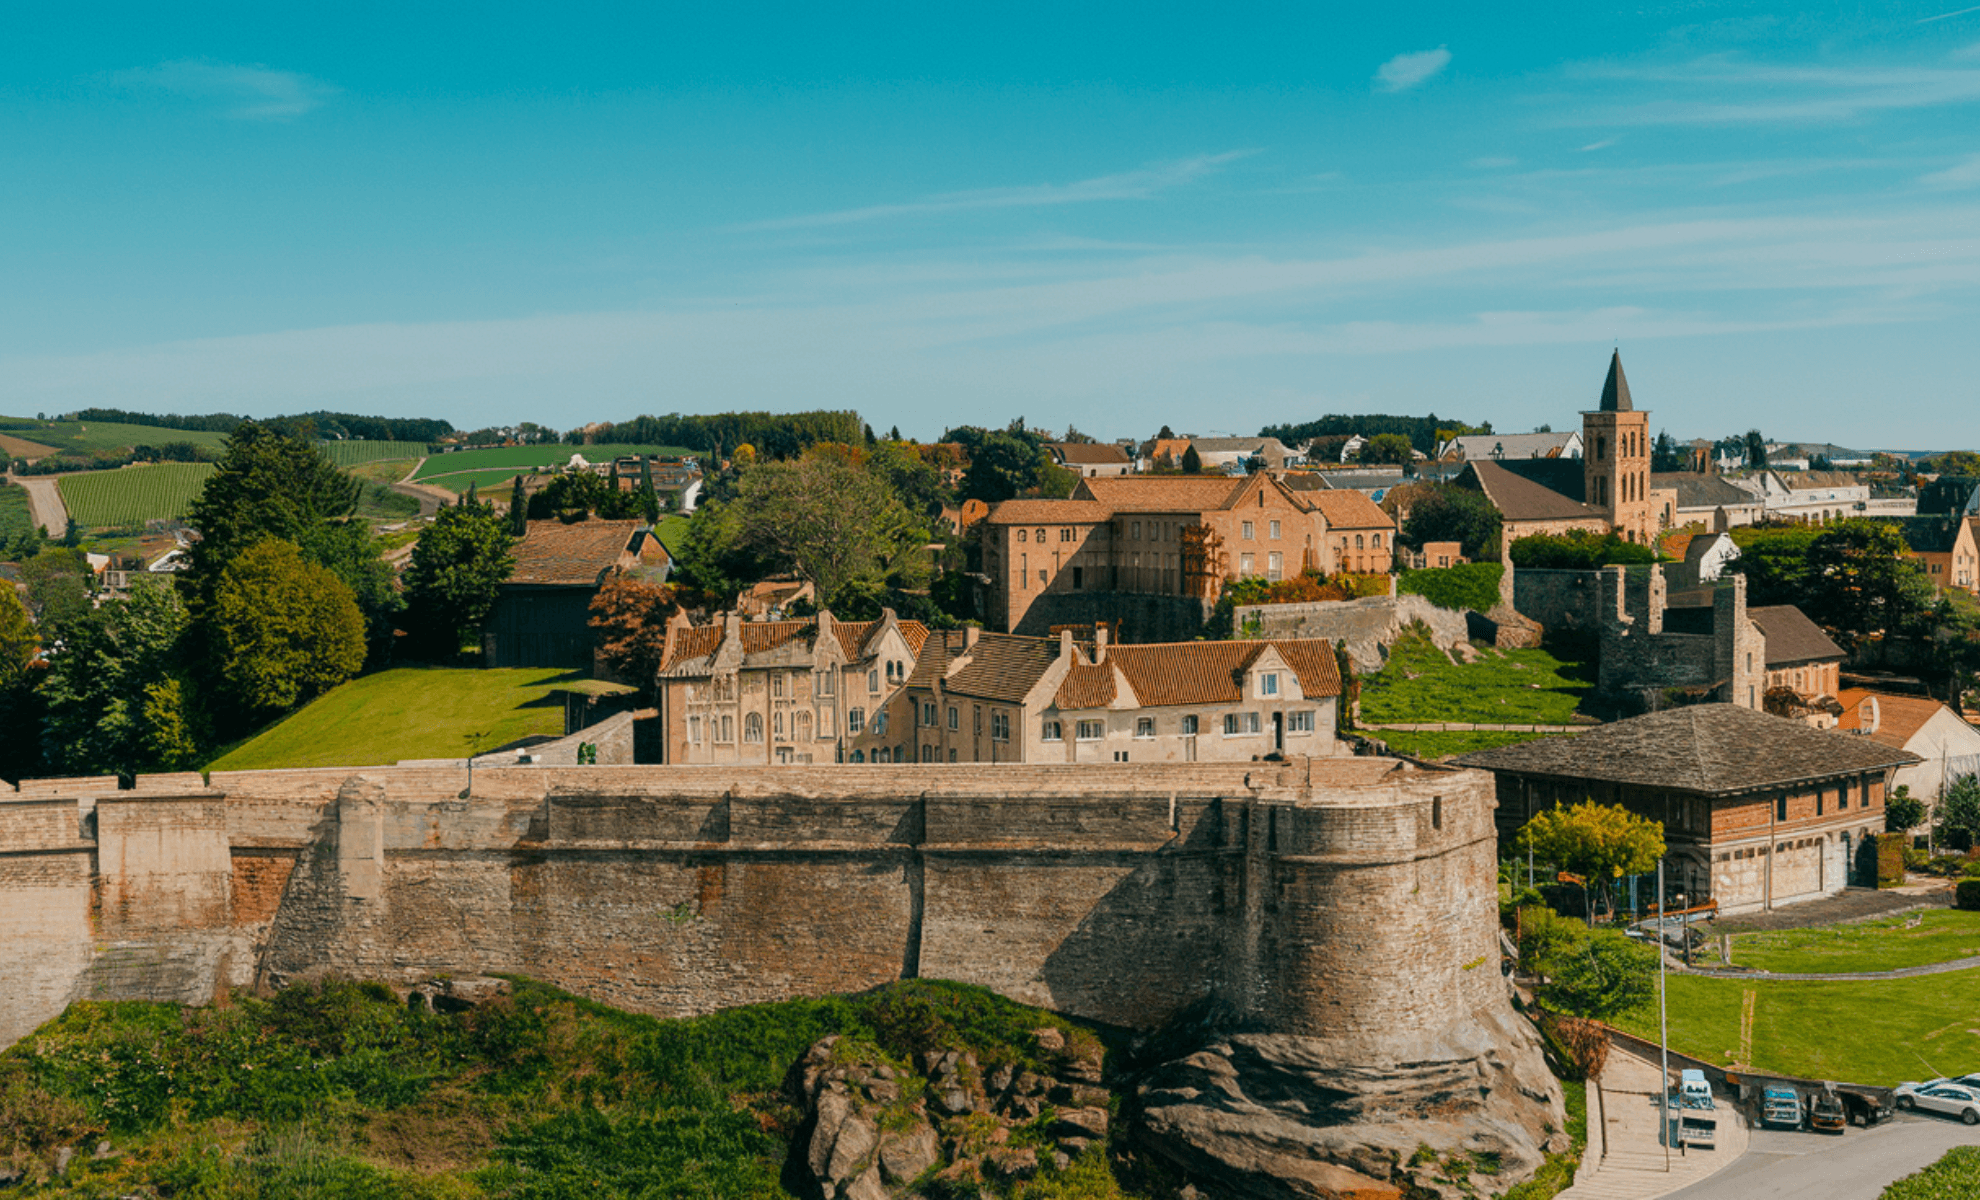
top-left (1260, 672), bottom-right (1279, 696)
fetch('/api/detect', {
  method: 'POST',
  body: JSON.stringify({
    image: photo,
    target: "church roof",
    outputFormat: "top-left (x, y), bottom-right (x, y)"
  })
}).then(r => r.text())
top-left (1597, 350), bottom-right (1633, 413)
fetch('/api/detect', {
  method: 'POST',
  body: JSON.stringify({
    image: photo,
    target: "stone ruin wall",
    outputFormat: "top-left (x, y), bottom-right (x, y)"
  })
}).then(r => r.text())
top-left (2, 760), bottom-right (1507, 1072)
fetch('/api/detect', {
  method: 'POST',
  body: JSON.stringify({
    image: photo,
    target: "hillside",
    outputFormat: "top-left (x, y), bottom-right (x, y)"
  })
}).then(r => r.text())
top-left (0, 978), bottom-right (1135, 1199)
top-left (206, 667), bottom-right (573, 771)
top-left (55, 463), bottom-right (217, 527)
top-left (0, 416), bottom-right (230, 458)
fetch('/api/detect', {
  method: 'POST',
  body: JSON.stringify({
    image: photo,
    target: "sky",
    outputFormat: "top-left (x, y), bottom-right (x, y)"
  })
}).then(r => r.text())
top-left (3, 2), bottom-right (1979, 448)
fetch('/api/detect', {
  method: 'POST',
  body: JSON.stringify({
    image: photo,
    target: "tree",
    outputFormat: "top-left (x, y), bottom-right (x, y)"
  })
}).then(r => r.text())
top-left (402, 498), bottom-right (515, 658)
top-left (1886, 785), bottom-right (1927, 835)
top-left (0, 586), bottom-right (35, 679)
top-left (1939, 774), bottom-right (1980, 851)
top-left (1926, 450), bottom-right (1980, 477)
top-left (1400, 485), bottom-right (1503, 560)
top-left (1510, 530), bottom-right (1657, 570)
top-left (1540, 929), bottom-right (1657, 1021)
top-left (1517, 801), bottom-right (1667, 920)
top-left (588, 573), bottom-right (676, 694)
top-left (211, 541), bottom-right (365, 717)
top-left (1650, 430), bottom-right (1686, 473)
top-left (732, 453), bottom-right (926, 606)
top-left (1355, 433), bottom-right (1414, 466)
top-left (1729, 527), bottom-right (1817, 606)
top-left (636, 458), bottom-right (661, 524)
top-left (1800, 519), bottom-right (1935, 644)
top-left (1156, 424), bottom-right (1176, 440)
top-left (297, 519), bottom-right (400, 665)
top-left (1743, 429), bottom-right (1768, 470)
top-left (1181, 444), bottom-right (1204, 474)
top-left (38, 582), bottom-right (193, 776)
top-left (526, 470), bottom-right (637, 521)
top-left (182, 421), bottom-right (360, 613)
top-left (20, 547), bottom-right (92, 631)
top-left (668, 500), bottom-right (760, 605)
top-left (959, 430), bottom-right (1052, 503)
top-left (509, 475), bottom-right (528, 537)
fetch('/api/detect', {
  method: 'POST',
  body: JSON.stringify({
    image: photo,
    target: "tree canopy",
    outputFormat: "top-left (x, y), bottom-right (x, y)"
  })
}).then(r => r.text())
top-left (39, 583), bottom-right (195, 776)
top-left (1355, 433), bottom-right (1414, 466)
top-left (1260, 413), bottom-right (1488, 456)
top-left (1399, 485), bottom-right (1503, 560)
top-left (1517, 800), bottom-right (1666, 919)
top-left (211, 541), bottom-right (366, 718)
top-left (588, 574), bottom-right (677, 694)
top-left (732, 452), bottom-right (928, 606)
top-left (182, 422), bottom-right (361, 613)
top-left (1509, 530), bottom-right (1658, 570)
top-left (402, 498), bottom-right (515, 658)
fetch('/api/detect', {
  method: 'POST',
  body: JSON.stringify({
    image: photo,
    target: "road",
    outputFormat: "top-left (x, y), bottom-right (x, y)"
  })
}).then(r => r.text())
top-left (10, 473), bottom-right (68, 535)
top-left (1661, 1112), bottom-right (1979, 1199)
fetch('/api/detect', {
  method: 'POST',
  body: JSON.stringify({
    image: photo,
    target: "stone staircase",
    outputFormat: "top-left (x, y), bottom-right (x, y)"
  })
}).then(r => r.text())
top-left (1559, 1046), bottom-right (1748, 1200)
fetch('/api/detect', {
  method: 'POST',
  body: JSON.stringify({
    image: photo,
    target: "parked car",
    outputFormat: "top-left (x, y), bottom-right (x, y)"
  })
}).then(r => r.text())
top-left (1808, 1090), bottom-right (1846, 1134)
top-left (1761, 1086), bottom-right (1803, 1129)
top-left (1895, 1081), bottom-right (1980, 1124)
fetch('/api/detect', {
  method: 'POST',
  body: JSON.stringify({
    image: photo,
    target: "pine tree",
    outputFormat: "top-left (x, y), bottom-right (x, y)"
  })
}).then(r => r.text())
top-left (1182, 444), bottom-right (1204, 474)
top-left (509, 475), bottom-right (528, 536)
top-left (638, 457), bottom-right (661, 524)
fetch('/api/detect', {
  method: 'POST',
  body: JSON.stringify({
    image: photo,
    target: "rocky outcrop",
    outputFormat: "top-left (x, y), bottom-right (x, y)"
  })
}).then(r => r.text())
top-left (1129, 1004), bottom-right (1566, 1200)
top-left (1233, 594), bottom-right (1471, 673)
top-left (785, 1031), bottom-right (1111, 1199)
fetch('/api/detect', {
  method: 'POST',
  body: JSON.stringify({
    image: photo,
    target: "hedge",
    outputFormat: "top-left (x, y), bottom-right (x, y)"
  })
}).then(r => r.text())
top-left (1956, 879), bottom-right (1980, 911)
top-left (1878, 833), bottom-right (1908, 889)
top-left (1398, 563), bottom-right (1503, 614)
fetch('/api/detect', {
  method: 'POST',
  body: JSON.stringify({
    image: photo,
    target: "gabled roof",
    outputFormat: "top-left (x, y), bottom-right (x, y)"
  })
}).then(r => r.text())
top-left (660, 625), bottom-right (722, 671)
top-left (1496, 457), bottom-right (1589, 503)
top-left (1445, 432), bottom-right (1580, 462)
top-left (1653, 473), bottom-right (1759, 510)
top-left (983, 499), bottom-right (1113, 525)
top-left (1460, 461), bottom-right (1603, 523)
top-left (1049, 442), bottom-right (1131, 465)
top-left (1189, 436), bottom-right (1291, 455)
top-left (1778, 471), bottom-right (1865, 492)
top-left (1597, 350), bottom-right (1633, 412)
top-left (1075, 475), bottom-right (1245, 511)
top-left (1748, 606), bottom-right (1845, 668)
top-left (1056, 640), bottom-right (1342, 710)
top-left (660, 613), bottom-right (928, 674)
top-left (942, 632), bottom-right (1064, 703)
top-left (506, 519), bottom-right (648, 586)
top-left (1456, 703), bottom-right (1918, 795)
top-left (1054, 660), bottom-right (1124, 709)
top-left (1835, 689), bottom-right (1963, 750)
top-left (1305, 489), bottom-right (1395, 530)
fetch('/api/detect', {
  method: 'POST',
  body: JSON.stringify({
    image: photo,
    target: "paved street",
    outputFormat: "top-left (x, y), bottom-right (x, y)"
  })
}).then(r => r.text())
top-left (1660, 1112), bottom-right (1980, 1200)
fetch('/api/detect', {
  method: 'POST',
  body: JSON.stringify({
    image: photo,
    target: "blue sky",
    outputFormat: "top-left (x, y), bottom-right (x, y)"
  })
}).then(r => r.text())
top-left (3, 3), bottom-right (1978, 448)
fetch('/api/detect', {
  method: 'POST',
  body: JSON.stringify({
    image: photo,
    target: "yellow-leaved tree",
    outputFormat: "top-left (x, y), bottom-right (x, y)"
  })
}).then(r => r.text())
top-left (1516, 800), bottom-right (1666, 922)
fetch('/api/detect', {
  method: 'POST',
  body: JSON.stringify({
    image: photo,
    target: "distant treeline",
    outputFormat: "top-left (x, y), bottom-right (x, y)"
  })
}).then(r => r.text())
top-left (12, 442), bottom-right (221, 475)
top-left (67, 408), bottom-right (455, 443)
top-left (581, 411), bottom-right (866, 460)
top-left (1260, 414), bottom-right (1492, 455)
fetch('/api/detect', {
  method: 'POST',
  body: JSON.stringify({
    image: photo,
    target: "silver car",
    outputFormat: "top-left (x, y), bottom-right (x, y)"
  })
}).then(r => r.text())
top-left (1894, 1080), bottom-right (1980, 1124)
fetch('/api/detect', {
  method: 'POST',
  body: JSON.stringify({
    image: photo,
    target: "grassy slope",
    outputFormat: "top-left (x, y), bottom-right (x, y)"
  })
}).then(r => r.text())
top-left (415, 443), bottom-right (694, 481)
top-left (1377, 728), bottom-right (1550, 759)
top-left (1613, 971), bottom-right (1980, 1086)
top-left (347, 458), bottom-right (421, 484)
top-left (207, 667), bottom-right (574, 771)
top-left (320, 440), bottom-right (431, 466)
top-left (655, 514), bottom-right (692, 557)
top-left (0, 416), bottom-right (230, 456)
top-left (1359, 625), bottom-right (1594, 727)
top-left (0, 483), bottom-right (33, 542)
top-left (1731, 911), bottom-right (1980, 974)
top-left (1882, 1146), bottom-right (1980, 1199)
top-left (56, 463), bottom-right (217, 527)
top-left (0, 978), bottom-right (1132, 1199)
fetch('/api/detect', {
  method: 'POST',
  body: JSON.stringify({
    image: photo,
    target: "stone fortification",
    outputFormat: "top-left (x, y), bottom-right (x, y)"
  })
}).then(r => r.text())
top-left (1233, 593), bottom-right (1469, 673)
top-left (1, 759), bottom-right (1562, 1197)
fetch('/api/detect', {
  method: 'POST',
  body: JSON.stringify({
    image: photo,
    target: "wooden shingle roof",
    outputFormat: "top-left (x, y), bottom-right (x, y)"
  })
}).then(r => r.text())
top-left (1456, 704), bottom-right (1919, 795)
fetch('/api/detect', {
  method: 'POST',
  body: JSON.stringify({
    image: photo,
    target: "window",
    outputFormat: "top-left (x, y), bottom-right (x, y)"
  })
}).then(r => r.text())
top-left (872, 710), bottom-right (888, 736)
top-left (851, 750), bottom-right (864, 763)
top-left (923, 702), bottom-right (938, 727)
top-left (817, 671), bottom-right (833, 697)
top-left (1267, 551), bottom-right (1282, 581)
top-left (744, 713), bottom-right (763, 743)
top-left (1132, 521), bottom-right (1141, 539)
top-left (1269, 520), bottom-right (1280, 540)
top-left (1042, 720), bottom-right (1063, 741)
top-left (1776, 795), bottom-right (1788, 822)
top-left (1181, 715), bottom-right (1198, 736)
top-left (720, 715), bottom-right (734, 742)
top-left (1018, 528), bottom-right (1027, 543)
top-left (1288, 710), bottom-right (1314, 733)
top-left (848, 707), bottom-right (865, 733)
top-left (948, 706), bottom-right (958, 731)
top-left (1060, 528), bottom-right (1072, 543)
top-left (1372, 533), bottom-right (1383, 548)
top-left (991, 711), bottom-right (1010, 741)
top-left (1020, 553), bottom-right (1028, 585)
top-left (1072, 566), bottom-right (1084, 589)
top-left (773, 711), bottom-right (784, 738)
top-left (688, 715), bottom-right (702, 743)
top-left (1242, 521), bottom-right (1255, 540)
top-left (1840, 779), bottom-right (1853, 807)
top-left (1223, 712), bottom-right (1261, 736)
top-left (1035, 528), bottom-right (1046, 543)
top-left (1260, 672), bottom-right (1279, 696)
top-left (1240, 552), bottom-right (1255, 575)
top-left (922, 745), bottom-right (934, 762)
top-left (1135, 717), bottom-right (1155, 739)
top-left (869, 669), bottom-right (880, 694)
top-left (1355, 534), bottom-right (1364, 549)
top-left (974, 706), bottom-right (982, 734)
top-left (1076, 719), bottom-right (1104, 741)
top-left (772, 673), bottom-right (784, 698)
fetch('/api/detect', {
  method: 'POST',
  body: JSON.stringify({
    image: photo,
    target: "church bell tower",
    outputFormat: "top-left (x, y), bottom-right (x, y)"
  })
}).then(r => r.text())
top-left (1582, 350), bottom-right (1653, 544)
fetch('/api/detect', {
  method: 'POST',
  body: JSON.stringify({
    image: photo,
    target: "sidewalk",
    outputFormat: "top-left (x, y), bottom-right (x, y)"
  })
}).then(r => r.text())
top-left (1558, 1046), bottom-right (1748, 1200)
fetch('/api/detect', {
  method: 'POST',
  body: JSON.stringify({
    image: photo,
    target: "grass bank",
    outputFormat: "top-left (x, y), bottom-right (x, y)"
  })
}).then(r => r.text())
top-left (1882, 1145), bottom-right (1980, 1198)
top-left (206, 667), bottom-right (573, 771)
top-left (1730, 910), bottom-right (1980, 974)
top-left (1613, 970), bottom-right (1980, 1086)
top-left (1373, 728), bottom-right (1547, 760)
top-left (1359, 625), bottom-right (1594, 728)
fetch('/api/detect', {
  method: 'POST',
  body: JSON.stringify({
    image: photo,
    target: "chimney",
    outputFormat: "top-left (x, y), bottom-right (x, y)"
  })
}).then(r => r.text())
top-left (1862, 696), bottom-right (1881, 737)
top-left (963, 625), bottom-right (980, 650)
top-left (1059, 628), bottom-right (1075, 659)
top-left (816, 608), bottom-right (834, 645)
top-left (722, 608), bottom-right (742, 648)
top-left (1094, 623), bottom-right (1109, 664)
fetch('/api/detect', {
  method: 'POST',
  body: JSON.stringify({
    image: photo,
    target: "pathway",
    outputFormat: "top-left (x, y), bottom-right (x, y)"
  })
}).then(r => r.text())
top-left (388, 481), bottom-right (456, 518)
top-left (1677, 953), bottom-right (1980, 983)
top-left (1658, 1112), bottom-right (1980, 1200)
top-left (1707, 885), bottom-right (1949, 935)
top-left (11, 472), bottom-right (67, 535)
top-left (1558, 1046), bottom-right (1748, 1200)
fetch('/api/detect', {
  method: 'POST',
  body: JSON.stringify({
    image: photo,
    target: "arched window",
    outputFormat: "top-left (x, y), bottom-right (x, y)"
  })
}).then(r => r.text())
top-left (744, 713), bottom-right (763, 743)
top-left (1355, 534), bottom-right (1364, 549)
top-left (773, 711), bottom-right (784, 739)
top-left (1036, 528), bottom-right (1046, 543)
top-left (1018, 529), bottom-right (1028, 543)
top-left (851, 750), bottom-right (865, 763)
top-left (1372, 533), bottom-right (1383, 548)
top-left (721, 715), bottom-right (734, 742)
top-left (795, 711), bottom-right (812, 741)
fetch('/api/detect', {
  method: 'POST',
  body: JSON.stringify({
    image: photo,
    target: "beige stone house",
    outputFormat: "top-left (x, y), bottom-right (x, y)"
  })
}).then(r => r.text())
top-left (653, 609), bottom-right (929, 764)
top-left (901, 628), bottom-right (1342, 764)
top-left (1899, 515), bottom-right (1979, 594)
top-left (1837, 689), bottom-right (1980, 829)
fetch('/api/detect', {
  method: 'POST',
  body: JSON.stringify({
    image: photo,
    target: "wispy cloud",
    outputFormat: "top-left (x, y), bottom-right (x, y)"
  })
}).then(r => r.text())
top-left (1579, 138), bottom-right (1619, 151)
top-left (1374, 48), bottom-right (1452, 92)
top-left (111, 58), bottom-right (338, 120)
top-left (1917, 5), bottom-right (1980, 23)
top-left (1921, 154), bottom-right (1980, 188)
top-left (734, 152), bottom-right (1255, 231)
top-left (1570, 55), bottom-right (1980, 124)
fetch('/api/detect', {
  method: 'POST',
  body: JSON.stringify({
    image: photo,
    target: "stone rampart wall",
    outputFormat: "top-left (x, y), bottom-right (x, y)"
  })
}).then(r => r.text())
top-left (1232, 593), bottom-right (1469, 672)
top-left (1, 760), bottom-right (1503, 1069)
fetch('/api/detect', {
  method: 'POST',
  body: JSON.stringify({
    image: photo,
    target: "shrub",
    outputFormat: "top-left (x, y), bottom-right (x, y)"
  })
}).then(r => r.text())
top-left (1957, 880), bottom-right (1980, 911)
top-left (1509, 530), bottom-right (1657, 570)
top-left (1877, 834), bottom-right (1908, 888)
top-left (1923, 854), bottom-right (1970, 878)
top-left (1397, 563), bottom-right (1503, 613)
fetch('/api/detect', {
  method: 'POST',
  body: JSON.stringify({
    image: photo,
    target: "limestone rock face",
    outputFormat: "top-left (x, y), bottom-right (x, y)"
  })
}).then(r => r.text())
top-left (1129, 1004), bottom-right (1564, 1200)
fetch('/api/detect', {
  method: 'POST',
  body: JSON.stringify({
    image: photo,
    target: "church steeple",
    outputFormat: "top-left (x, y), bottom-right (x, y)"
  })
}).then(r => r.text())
top-left (1599, 349), bottom-right (1633, 412)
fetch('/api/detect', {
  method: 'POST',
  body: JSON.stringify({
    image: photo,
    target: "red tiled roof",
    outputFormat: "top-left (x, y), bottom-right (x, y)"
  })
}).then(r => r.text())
top-left (1306, 489), bottom-right (1394, 531)
top-left (739, 620), bottom-right (810, 654)
top-left (1058, 639), bottom-right (1342, 710)
top-left (1054, 661), bottom-right (1121, 709)
top-left (507, 519), bottom-right (646, 586)
top-left (829, 618), bottom-right (930, 660)
top-left (984, 500), bottom-right (1112, 525)
top-left (1050, 442), bottom-right (1131, 465)
top-left (1075, 476), bottom-right (1244, 512)
top-left (660, 624), bottom-right (721, 671)
top-left (943, 633), bottom-right (1064, 703)
top-left (1836, 689), bottom-right (1952, 749)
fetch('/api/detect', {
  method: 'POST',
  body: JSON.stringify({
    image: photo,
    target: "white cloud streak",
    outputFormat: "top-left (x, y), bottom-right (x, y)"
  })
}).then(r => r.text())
top-left (1569, 55), bottom-right (1980, 124)
top-left (1920, 155), bottom-right (1980, 188)
top-left (1374, 48), bottom-right (1452, 92)
top-left (111, 59), bottom-right (338, 120)
top-left (1917, 5), bottom-right (1980, 23)
top-left (735, 151), bottom-right (1256, 230)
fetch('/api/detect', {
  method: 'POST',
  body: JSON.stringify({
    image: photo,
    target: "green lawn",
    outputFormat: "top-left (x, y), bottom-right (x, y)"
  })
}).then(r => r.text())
top-left (1375, 728), bottom-right (1556, 760)
top-left (654, 514), bottom-right (692, 557)
top-left (206, 667), bottom-right (575, 771)
top-left (344, 457), bottom-right (422, 484)
top-left (1613, 971), bottom-right (1980, 1086)
top-left (1883, 1147), bottom-right (1980, 1199)
top-left (318, 439), bottom-right (431, 466)
top-left (415, 442), bottom-right (695, 481)
top-left (1359, 624), bottom-right (1595, 727)
top-left (1729, 910), bottom-right (1980, 974)
top-left (56, 463), bottom-right (216, 527)
top-left (0, 415), bottom-right (230, 456)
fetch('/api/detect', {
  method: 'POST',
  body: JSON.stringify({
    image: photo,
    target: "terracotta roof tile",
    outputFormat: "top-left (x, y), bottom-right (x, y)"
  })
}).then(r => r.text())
top-left (984, 500), bottom-right (1112, 525)
top-left (1050, 442), bottom-right (1131, 465)
top-left (943, 633), bottom-right (1064, 703)
top-left (1836, 688), bottom-right (1949, 749)
top-left (1074, 476), bottom-right (1244, 512)
top-left (1305, 489), bottom-right (1395, 530)
top-left (660, 624), bottom-right (721, 671)
top-left (739, 620), bottom-right (811, 654)
top-left (1072, 639), bottom-right (1341, 709)
top-left (1054, 661), bottom-right (1120, 709)
top-left (1456, 704), bottom-right (1918, 794)
top-left (507, 519), bottom-right (646, 586)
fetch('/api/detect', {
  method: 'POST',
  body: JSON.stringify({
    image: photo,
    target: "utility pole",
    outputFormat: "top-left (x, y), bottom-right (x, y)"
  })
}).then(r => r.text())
top-left (1658, 858), bottom-right (1671, 1173)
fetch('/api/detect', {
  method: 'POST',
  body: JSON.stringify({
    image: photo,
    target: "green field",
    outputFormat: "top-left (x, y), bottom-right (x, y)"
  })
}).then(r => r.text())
top-left (1729, 910), bottom-right (1980, 974)
top-left (207, 667), bottom-right (574, 771)
top-left (56, 463), bottom-right (216, 527)
top-left (346, 457), bottom-right (421, 484)
top-left (1376, 728), bottom-right (1556, 760)
top-left (1613, 970), bottom-right (1980, 1086)
top-left (1359, 625), bottom-right (1594, 727)
top-left (415, 443), bottom-right (694, 481)
top-left (1883, 1147), bottom-right (1980, 1199)
top-left (353, 482), bottom-right (421, 520)
top-left (0, 483), bottom-right (35, 544)
top-left (0, 415), bottom-right (230, 456)
top-left (408, 467), bottom-right (532, 496)
top-left (319, 439), bottom-right (431, 466)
